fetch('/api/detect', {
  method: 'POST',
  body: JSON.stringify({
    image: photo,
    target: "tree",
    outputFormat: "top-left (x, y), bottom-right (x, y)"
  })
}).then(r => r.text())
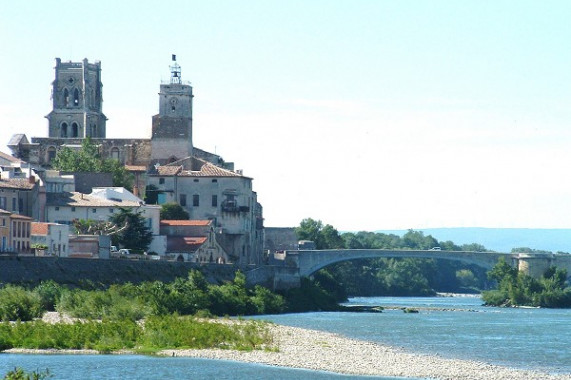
top-left (160, 202), bottom-right (189, 220)
top-left (51, 137), bottom-right (134, 189)
top-left (108, 208), bottom-right (153, 251)
top-left (295, 218), bottom-right (344, 249)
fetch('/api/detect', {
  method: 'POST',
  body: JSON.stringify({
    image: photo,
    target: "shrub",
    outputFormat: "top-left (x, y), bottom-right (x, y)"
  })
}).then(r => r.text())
top-left (0, 286), bottom-right (43, 321)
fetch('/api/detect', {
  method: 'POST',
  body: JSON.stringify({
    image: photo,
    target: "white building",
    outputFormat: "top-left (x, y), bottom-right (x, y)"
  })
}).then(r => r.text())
top-left (45, 187), bottom-right (166, 254)
top-left (31, 222), bottom-right (70, 257)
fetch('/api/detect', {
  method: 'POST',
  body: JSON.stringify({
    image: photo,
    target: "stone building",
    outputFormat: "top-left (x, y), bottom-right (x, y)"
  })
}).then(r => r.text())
top-left (147, 157), bottom-right (264, 266)
top-left (30, 222), bottom-right (70, 256)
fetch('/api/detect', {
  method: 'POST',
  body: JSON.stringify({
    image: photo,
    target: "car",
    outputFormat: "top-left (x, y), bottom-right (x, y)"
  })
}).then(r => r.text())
top-left (110, 246), bottom-right (118, 253)
top-left (118, 249), bottom-right (131, 255)
top-left (430, 247), bottom-right (441, 251)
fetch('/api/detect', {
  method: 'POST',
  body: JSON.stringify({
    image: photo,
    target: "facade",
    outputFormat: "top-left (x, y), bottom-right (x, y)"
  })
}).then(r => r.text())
top-left (0, 177), bottom-right (40, 221)
top-left (10, 213), bottom-right (33, 253)
top-left (160, 220), bottom-right (229, 263)
top-left (46, 58), bottom-right (107, 139)
top-left (148, 157), bottom-right (264, 265)
top-left (30, 222), bottom-right (70, 257)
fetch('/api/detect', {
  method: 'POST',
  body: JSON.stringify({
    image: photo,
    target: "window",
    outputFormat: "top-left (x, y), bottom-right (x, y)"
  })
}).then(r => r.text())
top-left (92, 208), bottom-right (97, 213)
top-left (109, 208), bottom-right (114, 213)
top-left (212, 179), bottom-right (218, 183)
top-left (72, 122), bottom-right (79, 137)
top-left (55, 206), bottom-right (60, 211)
top-left (47, 147), bottom-right (57, 162)
top-left (0, 197), bottom-right (6, 210)
top-left (74, 88), bottom-right (80, 106)
top-left (63, 88), bottom-right (69, 106)
top-left (180, 194), bottom-right (187, 207)
top-left (61, 123), bottom-right (68, 138)
top-left (193, 194), bottom-right (199, 207)
top-left (71, 207), bottom-right (76, 212)
top-left (212, 195), bottom-right (218, 207)
top-left (111, 147), bottom-right (120, 161)
top-left (193, 179), bottom-right (199, 183)
top-left (159, 178), bottom-right (165, 184)
top-left (12, 198), bottom-right (16, 212)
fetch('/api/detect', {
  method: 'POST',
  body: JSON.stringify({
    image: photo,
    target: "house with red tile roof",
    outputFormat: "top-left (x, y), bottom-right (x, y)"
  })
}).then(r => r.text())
top-left (31, 222), bottom-right (70, 256)
top-left (160, 219), bottom-right (229, 263)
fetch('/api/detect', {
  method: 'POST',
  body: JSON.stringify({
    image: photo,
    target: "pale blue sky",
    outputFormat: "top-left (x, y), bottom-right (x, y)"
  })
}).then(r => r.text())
top-left (2, 1), bottom-right (571, 231)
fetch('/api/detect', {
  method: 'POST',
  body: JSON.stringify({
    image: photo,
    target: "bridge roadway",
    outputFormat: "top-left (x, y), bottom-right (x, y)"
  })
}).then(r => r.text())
top-left (289, 249), bottom-right (517, 277)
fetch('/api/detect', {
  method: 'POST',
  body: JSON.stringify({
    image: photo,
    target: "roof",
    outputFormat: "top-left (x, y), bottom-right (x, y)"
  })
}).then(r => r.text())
top-left (160, 220), bottom-right (212, 227)
top-left (124, 165), bottom-right (147, 172)
top-left (47, 192), bottom-right (142, 207)
top-left (0, 151), bottom-right (21, 164)
top-left (167, 236), bottom-right (207, 252)
top-left (31, 222), bottom-right (49, 235)
top-left (0, 208), bottom-right (11, 215)
top-left (90, 187), bottom-right (143, 203)
top-left (0, 178), bottom-right (35, 190)
top-left (10, 214), bottom-right (33, 221)
top-left (7, 134), bottom-right (28, 147)
top-left (155, 157), bottom-right (248, 178)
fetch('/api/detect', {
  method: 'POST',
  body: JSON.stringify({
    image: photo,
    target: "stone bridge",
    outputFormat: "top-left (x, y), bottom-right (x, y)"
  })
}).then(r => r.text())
top-left (247, 249), bottom-right (571, 290)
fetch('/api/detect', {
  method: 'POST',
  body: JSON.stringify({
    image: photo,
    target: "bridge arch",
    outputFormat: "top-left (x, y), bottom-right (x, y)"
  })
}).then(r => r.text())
top-left (288, 249), bottom-right (516, 278)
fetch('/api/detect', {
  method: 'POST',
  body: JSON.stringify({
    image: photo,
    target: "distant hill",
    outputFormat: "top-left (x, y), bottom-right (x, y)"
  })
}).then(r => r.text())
top-left (374, 228), bottom-right (571, 253)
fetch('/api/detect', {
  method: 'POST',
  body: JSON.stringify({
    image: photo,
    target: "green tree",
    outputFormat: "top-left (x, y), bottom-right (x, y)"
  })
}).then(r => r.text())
top-left (109, 208), bottom-right (153, 251)
top-left (51, 137), bottom-right (133, 189)
top-left (295, 218), bottom-right (343, 249)
top-left (160, 202), bottom-right (189, 220)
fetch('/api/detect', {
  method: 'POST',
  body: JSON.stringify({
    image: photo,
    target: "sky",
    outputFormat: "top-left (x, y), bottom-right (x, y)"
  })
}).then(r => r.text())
top-left (2, 1), bottom-right (571, 231)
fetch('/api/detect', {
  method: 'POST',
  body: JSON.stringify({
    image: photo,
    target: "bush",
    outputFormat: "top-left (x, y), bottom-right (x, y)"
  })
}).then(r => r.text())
top-left (0, 286), bottom-right (43, 321)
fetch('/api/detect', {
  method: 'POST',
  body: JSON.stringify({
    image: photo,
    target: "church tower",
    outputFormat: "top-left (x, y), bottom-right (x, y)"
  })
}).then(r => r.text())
top-left (151, 55), bottom-right (193, 163)
top-left (45, 58), bottom-right (107, 139)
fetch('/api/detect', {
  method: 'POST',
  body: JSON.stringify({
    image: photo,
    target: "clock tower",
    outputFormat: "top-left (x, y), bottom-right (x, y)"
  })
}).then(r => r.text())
top-left (151, 55), bottom-right (194, 163)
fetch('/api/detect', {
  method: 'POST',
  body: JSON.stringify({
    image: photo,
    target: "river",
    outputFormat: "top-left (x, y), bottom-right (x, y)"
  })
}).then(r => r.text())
top-left (0, 295), bottom-right (569, 379)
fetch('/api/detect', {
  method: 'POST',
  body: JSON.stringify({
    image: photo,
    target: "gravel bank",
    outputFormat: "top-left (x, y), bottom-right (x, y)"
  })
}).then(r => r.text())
top-left (160, 324), bottom-right (571, 380)
top-left (6, 313), bottom-right (570, 380)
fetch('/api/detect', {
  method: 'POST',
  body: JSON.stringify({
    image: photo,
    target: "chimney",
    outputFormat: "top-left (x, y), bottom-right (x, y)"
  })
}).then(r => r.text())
top-left (28, 175), bottom-right (35, 184)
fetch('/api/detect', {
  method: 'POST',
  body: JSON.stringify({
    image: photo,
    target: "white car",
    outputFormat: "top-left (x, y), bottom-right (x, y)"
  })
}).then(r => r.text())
top-left (118, 249), bottom-right (131, 255)
top-left (430, 247), bottom-right (441, 251)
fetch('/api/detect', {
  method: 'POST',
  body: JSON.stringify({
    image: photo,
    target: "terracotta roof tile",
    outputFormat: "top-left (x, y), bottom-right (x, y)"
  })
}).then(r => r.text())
top-left (47, 192), bottom-right (142, 207)
top-left (10, 214), bottom-right (33, 221)
top-left (0, 178), bottom-right (35, 190)
top-left (0, 151), bottom-right (21, 163)
top-left (167, 236), bottom-right (207, 252)
top-left (160, 220), bottom-right (212, 226)
top-left (31, 222), bottom-right (49, 235)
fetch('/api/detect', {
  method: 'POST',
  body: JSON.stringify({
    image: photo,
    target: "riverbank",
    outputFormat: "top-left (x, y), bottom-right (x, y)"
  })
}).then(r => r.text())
top-left (156, 323), bottom-right (569, 380)
top-left (4, 313), bottom-right (570, 380)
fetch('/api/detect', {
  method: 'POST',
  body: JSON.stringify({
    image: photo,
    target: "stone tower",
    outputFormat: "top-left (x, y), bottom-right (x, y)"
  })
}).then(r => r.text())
top-left (45, 58), bottom-right (107, 139)
top-left (151, 55), bottom-right (193, 163)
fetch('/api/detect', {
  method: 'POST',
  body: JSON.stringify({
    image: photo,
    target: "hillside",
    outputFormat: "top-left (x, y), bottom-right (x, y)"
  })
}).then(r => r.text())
top-left (375, 228), bottom-right (571, 253)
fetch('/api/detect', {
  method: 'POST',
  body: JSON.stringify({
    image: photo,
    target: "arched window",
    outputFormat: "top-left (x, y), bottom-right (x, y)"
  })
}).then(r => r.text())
top-left (47, 147), bottom-right (56, 163)
top-left (74, 88), bottom-right (80, 106)
top-left (63, 89), bottom-right (69, 107)
top-left (92, 124), bottom-right (97, 137)
top-left (72, 122), bottom-right (79, 137)
top-left (61, 123), bottom-right (68, 138)
top-left (111, 147), bottom-right (120, 161)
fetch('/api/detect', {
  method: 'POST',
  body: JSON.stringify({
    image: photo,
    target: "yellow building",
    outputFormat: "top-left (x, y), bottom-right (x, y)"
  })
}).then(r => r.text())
top-left (0, 209), bottom-right (9, 252)
top-left (10, 213), bottom-right (32, 253)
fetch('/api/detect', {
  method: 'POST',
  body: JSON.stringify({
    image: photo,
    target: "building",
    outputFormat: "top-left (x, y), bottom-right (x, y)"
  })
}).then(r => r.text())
top-left (148, 157), bottom-right (264, 265)
top-left (30, 222), bottom-right (70, 256)
top-left (46, 58), bottom-right (107, 140)
top-left (160, 219), bottom-right (229, 263)
top-left (45, 187), bottom-right (166, 254)
top-left (0, 177), bottom-right (40, 221)
top-left (7, 56), bottom-right (264, 265)
top-left (0, 209), bottom-right (10, 251)
top-left (10, 213), bottom-right (33, 253)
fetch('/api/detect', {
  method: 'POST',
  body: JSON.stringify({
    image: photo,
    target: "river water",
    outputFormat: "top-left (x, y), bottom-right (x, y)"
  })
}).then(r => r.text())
top-left (0, 295), bottom-right (569, 379)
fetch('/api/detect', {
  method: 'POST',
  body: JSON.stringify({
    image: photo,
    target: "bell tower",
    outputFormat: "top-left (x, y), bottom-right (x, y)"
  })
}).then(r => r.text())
top-left (45, 58), bottom-right (107, 139)
top-left (151, 54), bottom-right (194, 163)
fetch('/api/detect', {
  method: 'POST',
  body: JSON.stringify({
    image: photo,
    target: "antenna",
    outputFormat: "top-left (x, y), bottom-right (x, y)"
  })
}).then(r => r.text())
top-left (169, 54), bottom-right (181, 84)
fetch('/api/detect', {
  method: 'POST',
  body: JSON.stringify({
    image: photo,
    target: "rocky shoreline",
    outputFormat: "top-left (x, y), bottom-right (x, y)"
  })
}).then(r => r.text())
top-left (5, 313), bottom-right (570, 380)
